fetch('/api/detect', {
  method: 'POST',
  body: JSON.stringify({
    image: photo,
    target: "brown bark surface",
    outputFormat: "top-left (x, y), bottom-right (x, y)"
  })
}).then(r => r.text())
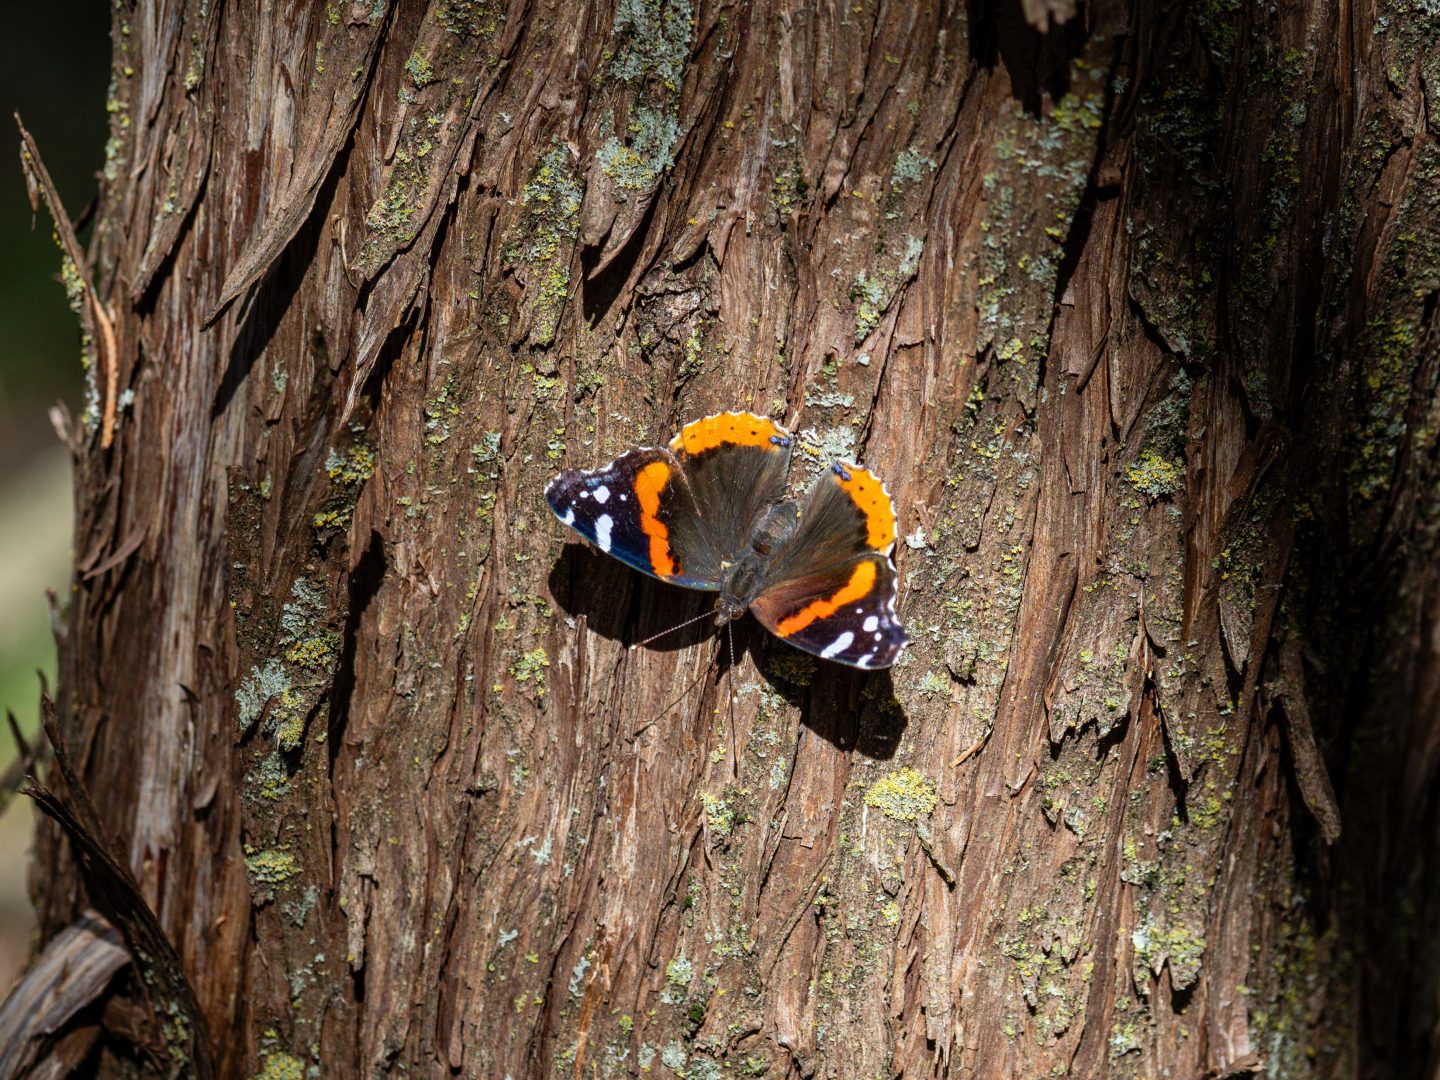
top-left (8, 0), bottom-right (1440, 1077)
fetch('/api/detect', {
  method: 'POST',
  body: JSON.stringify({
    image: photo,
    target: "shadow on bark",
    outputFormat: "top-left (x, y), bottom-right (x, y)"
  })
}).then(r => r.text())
top-left (548, 543), bottom-right (908, 760)
top-left (965, 0), bottom-right (1090, 114)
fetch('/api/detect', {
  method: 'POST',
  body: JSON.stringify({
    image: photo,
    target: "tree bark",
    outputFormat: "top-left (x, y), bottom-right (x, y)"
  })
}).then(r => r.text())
top-left (7, 0), bottom-right (1440, 1076)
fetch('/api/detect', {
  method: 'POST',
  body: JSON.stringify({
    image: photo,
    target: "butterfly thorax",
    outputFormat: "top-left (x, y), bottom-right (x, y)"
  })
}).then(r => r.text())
top-left (716, 501), bottom-right (798, 623)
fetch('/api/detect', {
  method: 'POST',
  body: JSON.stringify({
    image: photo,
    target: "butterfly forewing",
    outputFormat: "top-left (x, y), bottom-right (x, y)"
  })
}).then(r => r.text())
top-left (546, 447), bottom-right (724, 589)
top-left (668, 412), bottom-right (794, 564)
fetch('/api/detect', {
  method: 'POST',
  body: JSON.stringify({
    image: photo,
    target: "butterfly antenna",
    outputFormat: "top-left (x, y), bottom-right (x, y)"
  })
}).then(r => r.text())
top-left (631, 655), bottom-right (714, 738)
top-left (726, 619), bottom-right (739, 779)
top-left (630, 608), bottom-right (715, 650)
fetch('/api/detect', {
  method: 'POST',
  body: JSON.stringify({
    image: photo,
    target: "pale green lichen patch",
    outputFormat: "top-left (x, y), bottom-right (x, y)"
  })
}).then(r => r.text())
top-left (435, 0), bottom-right (502, 36)
top-left (405, 52), bottom-right (435, 88)
top-left (598, 0), bottom-right (694, 194)
top-left (326, 444), bottom-right (376, 485)
top-left (237, 659), bottom-right (290, 735)
top-left (664, 955), bottom-right (694, 995)
top-left (1131, 912), bottom-right (1207, 988)
top-left (700, 789), bottom-right (741, 839)
top-left (598, 106), bottom-right (681, 191)
top-left (505, 146), bottom-right (584, 345)
top-left (509, 647), bottom-right (550, 701)
top-left (568, 950), bottom-right (594, 998)
top-left (771, 154), bottom-right (809, 219)
top-left (865, 767), bottom-right (938, 821)
top-left (660, 1041), bottom-right (688, 1071)
top-left (796, 425), bottom-right (857, 474)
top-left (851, 274), bottom-right (885, 340)
top-left (848, 237), bottom-right (923, 342)
top-left (891, 147), bottom-right (937, 187)
top-left (610, 0), bottom-right (693, 88)
top-left (244, 752), bottom-right (292, 802)
top-left (313, 440), bottom-right (376, 536)
top-left (1127, 448), bottom-right (1185, 500)
top-left (251, 1051), bottom-right (304, 1080)
top-left (236, 575), bottom-right (342, 755)
top-left (245, 845), bottom-right (300, 887)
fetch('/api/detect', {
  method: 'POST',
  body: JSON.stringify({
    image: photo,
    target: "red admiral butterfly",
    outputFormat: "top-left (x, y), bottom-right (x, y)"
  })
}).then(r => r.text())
top-left (546, 412), bottom-right (907, 668)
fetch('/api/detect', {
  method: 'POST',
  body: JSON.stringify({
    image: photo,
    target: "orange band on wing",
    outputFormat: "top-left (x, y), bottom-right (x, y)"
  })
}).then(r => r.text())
top-left (774, 560), bottom-right (878, 637)
top-left (835, 466), bottom-right (896, 550)
top-left (670, 413), bottom-right (787, 456)
top-left (635, 460), bottom-right (678, 578)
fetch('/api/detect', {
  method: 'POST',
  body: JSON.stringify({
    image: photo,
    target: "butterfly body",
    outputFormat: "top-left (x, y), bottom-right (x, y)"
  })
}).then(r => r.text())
top-left (546, 413), bottom-right (907, 668)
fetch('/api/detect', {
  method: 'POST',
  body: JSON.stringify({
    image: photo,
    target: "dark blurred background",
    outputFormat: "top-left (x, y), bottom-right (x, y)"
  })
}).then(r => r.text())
top-left (0, 3), bottom-right (110, 993)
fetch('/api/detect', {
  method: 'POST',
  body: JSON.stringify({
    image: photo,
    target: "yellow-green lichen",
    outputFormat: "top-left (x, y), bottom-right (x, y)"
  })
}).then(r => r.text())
top-left (506, 146), bottom-right (584, 345)
top-left (598, 0), bottom-right (693, 193)
top-left (405, 52), bottom-right (435, 88)
top-left (766, 650), bottom-right (815, 686)
top-left (251, 1052), bottom-right (304, 1080)
top-left (435, 0), bottom-right (501, 36)
top-left (326, 444), bottom-right (376, 484)
top-left (1348, 316), bottom-right (1421, 504)
top-left (284, 633), bottom-right (339, 670)
top-left (244, 753), bottom-right (291, 802)
top-left (510, 647), bottom-right (549, 700)
top-left (313, 441), bottom-right (375, 535)
top-left (849, 271), bottom-right (888, 343)
top-left (244, 846), bottom-right (300, 886)
top-left (1127, 448), bottom-right (1185, 500)
top-left (700, 791), bottom-right (736, 837)
top-left (865, 767), bottom-right (938, 822)
top-left (598, 105), bottom-right (681, 191)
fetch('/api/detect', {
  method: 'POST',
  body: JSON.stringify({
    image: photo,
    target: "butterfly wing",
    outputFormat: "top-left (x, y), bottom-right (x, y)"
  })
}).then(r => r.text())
top-left (750, 552), bottom-right (906, 668)
top-left (667, 412), bottom-right (794, 563)
top-left (749, 462), bottom-right (906, 668)
top-left (546, 447), bottom-right (724, 589)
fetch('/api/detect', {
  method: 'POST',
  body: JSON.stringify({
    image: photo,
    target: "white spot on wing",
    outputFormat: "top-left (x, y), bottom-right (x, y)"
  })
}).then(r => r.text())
top-left (856, 652), bottom-right (876, 668)
top-left (594, 485), bottom-right (611, 504)
top-left (561, 508), bottom-right (575, 526)
top-left (595, 514), bottom-right (614, 552)
top-left (863, 615), bottom-right (879, 633)
top-left (820, 631), bottom-right (855, 660)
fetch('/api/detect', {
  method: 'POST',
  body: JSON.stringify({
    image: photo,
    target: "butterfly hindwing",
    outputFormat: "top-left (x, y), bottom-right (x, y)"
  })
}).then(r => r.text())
top-left (750, 552), bottom-right (906, 669)
top-left (762, 461), bottom-right (898, 578)
top-left (668, 412), bottom-right (795, 563)
top-left (747, 461), bottom-right (905, 668)
top-left (546, 447), bottom-right (724, 589)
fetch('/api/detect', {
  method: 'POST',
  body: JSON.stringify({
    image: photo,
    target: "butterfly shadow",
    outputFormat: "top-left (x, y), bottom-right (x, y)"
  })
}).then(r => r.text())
top-left (741, 620), bottom-right (908, 761)
top-left (548, 542), bottom-right (726, 656)
top-left (548, 544), bottom-right (909, 761)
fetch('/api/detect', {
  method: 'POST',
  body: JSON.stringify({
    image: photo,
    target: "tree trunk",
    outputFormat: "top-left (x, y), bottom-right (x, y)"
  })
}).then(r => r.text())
top-left (7, 0), bottom-right (1439, 1076)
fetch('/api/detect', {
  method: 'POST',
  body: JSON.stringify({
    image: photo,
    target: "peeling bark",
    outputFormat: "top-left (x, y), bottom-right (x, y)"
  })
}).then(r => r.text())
top-left (7, 0), bottom-right (1440, 1077)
